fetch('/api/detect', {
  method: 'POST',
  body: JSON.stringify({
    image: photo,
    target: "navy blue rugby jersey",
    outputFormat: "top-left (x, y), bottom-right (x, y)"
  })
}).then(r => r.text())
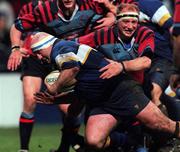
top-left (50, 40), bottom-right (120, 104)
top-left (137, 0), bottom-right (173, 61)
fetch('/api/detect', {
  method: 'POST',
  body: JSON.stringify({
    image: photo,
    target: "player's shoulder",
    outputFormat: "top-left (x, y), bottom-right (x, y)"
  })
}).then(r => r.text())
top-left (138, 0), bottom-right (163, 15)
top-left (137, 25), bottom-right (154, 34)
top-left (54, 40), bottom-right (79, 53)
top-left (134, 25), bottom-right (154, 42)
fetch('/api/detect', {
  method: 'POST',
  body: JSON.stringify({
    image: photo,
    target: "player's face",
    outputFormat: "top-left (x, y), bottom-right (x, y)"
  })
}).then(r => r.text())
top-left (61, 0), bottom-right (76, 9)
top-left (36, 52), bottom-right (50, 63)
top-left (117, 16), bottom-right (138, 39)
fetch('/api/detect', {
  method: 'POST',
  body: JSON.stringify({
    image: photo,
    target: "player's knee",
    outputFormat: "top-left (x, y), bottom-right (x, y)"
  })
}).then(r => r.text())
top-left (152, 83), bottom-right (162, 95)
top-left (85, 134), bottom-right (105, 149)
top-left (24, 92), bottom-right (36, 103)
top-left (151, 83), bottom-right (163, 103)
top-left (58, 104), bottom-right (70, 114)
top-left (23, 94), bottom-right (36, 112)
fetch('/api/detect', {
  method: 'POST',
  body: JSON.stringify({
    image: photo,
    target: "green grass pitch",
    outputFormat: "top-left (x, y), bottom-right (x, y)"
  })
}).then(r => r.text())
top-left (0, 124), bottom-right (84, 152)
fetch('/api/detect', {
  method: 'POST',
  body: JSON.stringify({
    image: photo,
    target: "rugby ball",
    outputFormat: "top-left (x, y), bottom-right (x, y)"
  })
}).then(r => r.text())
top-left (44, 70), bottom-right (76, 93)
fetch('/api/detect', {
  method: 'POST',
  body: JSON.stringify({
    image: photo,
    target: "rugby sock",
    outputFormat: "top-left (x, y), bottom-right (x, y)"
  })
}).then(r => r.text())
top-left (56, 116), bottom-right (83, 152)
top-left (65, 116), bottom-right (84, 149)
top-left (56, 128), bottom-right (71, 152)
top-left (108, 132), bottom-right (127, 147)
top-left (106, 123), bottom-right (143, 150)
top-left (19, 112), bottom-right (34, 150)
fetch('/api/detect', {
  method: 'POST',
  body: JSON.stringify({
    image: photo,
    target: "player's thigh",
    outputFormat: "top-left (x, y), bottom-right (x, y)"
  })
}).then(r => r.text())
top-left (21, 56), bottom-right (53, 105)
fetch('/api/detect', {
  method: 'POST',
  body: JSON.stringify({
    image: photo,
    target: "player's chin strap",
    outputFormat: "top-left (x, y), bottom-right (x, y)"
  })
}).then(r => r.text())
top-left (174, 122), bottom-right (180, 138)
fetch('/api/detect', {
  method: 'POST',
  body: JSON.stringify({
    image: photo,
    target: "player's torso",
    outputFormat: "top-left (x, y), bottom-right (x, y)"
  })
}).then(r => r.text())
top-left (39, 0), bottom-right (103, 39)
top-left (46, 10), bottom-right (102, 39)
top-left (96, 26), bottom-right (139, 61)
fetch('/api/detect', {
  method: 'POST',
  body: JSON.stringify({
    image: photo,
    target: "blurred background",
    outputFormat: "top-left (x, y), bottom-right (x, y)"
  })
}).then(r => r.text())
top-left (0, 0), bottom-right (64, 128)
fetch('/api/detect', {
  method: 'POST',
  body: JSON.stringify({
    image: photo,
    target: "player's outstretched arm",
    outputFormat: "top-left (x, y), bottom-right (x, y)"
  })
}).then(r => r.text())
top-left (99, 57), bottom-right (151, 79)
top-left (7, 24), bottom-right (28, 71)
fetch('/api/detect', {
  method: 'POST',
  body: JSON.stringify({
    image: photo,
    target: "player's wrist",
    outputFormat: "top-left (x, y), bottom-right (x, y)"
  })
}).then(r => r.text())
top-left (120, 61), bottom-right (127, 73)
top-left (11, 45), bottom-right (20, 52)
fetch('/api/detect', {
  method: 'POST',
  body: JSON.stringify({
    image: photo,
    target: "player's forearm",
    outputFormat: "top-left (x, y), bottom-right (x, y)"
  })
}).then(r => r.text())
top-left (55, 67), bottom-right (79, 90)
top-left (123, 56), bottom-right (151, 72)
top-left (10, 24), bottom-right (22, 49)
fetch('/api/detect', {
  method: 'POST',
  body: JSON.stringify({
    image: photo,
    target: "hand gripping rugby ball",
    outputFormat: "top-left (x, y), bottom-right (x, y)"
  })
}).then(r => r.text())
top-left (44, 70), bottom-right (76, 93)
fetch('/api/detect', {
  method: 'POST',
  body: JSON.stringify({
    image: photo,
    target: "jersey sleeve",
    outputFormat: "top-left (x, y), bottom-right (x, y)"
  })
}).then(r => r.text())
top-left (15, 1), bottom-right (45, 32)
top-left (79, 0), bottom-right (109, 14)
top-left (15, 13), bottom-right (37, 32)
top-left (18, 2), bottom-right (34, 17)
top-left (78, 27), bottom-right (115, 48)
top-left (136, 26), bottom-right (155, 58)
top-left (78, 31), bottom-right (97, 47)
top-left (139, 0), bottom-right (173, 29)
top-left (53, 41), bottom-right (93, 70)
top-left (87, 0), bottom-right (108, 14)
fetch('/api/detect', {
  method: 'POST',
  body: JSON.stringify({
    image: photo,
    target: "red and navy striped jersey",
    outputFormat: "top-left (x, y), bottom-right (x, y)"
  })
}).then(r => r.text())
top-left (17, 1), bottom-right (47, 40)
top-left (18, 2), bottom-right (34, 17)
top-left (78, 25), bottom-right (154, 56)
top-left (18, 0), bottom-right (46, 17)
top-left (15, 0), bottom-right (108, 38)
top-left (77, 25), bottom-right (154, 83)
top-left (173, 0), bottom-right (180, 36)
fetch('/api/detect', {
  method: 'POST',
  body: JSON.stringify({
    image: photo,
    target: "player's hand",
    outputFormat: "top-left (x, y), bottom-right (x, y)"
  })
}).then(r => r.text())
top-left (170, 74), bottom-right (180, 91)
top-left (93, 15), bottom-right (115, 30)
top-left (93, 17), bottom-right (115, 30)
top-left (7, 48), bottom-right (29, 71)
top-left (99, 59), bottom-right (123, 79)
top-left (34, 91), bottom-right (70, 104)
top-left (34, 91), bottom-right (55, 104)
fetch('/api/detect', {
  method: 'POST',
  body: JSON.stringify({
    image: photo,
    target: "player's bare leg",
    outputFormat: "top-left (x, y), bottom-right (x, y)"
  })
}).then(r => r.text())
top-left (85, 114), bottom-right (118, 150)
top-left (19, 76), bottom-right (42, 151)
top-left (51, 100), bottom-right (84, 152)
top-left (136, 101), bottom-right (180, 137)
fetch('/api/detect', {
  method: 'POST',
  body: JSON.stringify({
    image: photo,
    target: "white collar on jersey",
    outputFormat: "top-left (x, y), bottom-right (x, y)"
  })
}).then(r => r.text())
top-left (57, 3), bottom-right (79, 22)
